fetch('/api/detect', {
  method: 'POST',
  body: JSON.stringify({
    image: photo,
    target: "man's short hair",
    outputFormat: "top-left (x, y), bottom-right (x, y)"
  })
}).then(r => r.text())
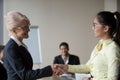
top-left (59, 42), bottom-right (69, 50)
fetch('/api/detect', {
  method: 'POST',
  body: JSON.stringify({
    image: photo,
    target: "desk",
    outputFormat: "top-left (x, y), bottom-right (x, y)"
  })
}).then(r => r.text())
top-left (41, 74), bottom-right (90, 80)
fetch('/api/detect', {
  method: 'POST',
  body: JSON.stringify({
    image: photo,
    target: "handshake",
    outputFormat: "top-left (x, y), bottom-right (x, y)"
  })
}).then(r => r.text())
top-left (51, 64), bottom-right (68, 76)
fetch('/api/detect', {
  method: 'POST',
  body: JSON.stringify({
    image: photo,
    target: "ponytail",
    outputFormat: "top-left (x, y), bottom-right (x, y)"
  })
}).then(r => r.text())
top-left (96, 11), bottom-right (120, 47)
top-left (113, 12), bottom-right (120, 47)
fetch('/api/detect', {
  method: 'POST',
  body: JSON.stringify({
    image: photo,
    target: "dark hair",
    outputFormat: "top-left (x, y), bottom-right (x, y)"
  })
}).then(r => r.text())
top-left (96, 11), bottom-right (120, 47)
top-left (59, 42), bottom-right (69, 50)
top-left (0, 45), bottom-right (4, 53)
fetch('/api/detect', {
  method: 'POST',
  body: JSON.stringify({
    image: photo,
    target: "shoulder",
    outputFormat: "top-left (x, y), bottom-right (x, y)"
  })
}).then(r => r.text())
top-left (54, 55), bottom-right (61, 59)
top-left (70, 54), bottom-right (79, 59)
top-left (4, 39), bottom-right (19, 55)
top-left (105, 41), bottom-right (120, 58)
top-left (5, 39), bottom-right (18, 50)
top-left (107, 41), bottom-right (120, 51)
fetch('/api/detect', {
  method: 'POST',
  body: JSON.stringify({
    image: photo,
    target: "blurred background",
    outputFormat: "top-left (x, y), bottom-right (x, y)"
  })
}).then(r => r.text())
top-left (0, 0), bottom-right (119, 79)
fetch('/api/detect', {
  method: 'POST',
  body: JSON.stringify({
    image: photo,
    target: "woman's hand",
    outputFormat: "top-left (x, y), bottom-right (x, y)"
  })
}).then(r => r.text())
top-left (51, 64), bottom-right (69, 76)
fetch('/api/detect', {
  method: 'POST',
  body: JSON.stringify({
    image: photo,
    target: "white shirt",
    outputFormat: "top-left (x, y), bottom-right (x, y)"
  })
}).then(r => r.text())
top-left (61, 56), bottom-right (69, 64)
top-left (0, 60), bottom-right (3, 64)
top-left (10, 36), bottom-right (27, 49)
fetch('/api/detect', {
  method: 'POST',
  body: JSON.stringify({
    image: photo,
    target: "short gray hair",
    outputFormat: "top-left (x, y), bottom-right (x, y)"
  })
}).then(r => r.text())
top-left (5, 11), bottom-right (30, 31)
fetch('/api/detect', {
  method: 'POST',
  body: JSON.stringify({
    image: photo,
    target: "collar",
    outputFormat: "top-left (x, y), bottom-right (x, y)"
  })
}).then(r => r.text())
top-left (100, 38), bottom-right (113, 47)
top-left (10, 36), bottom-right (27, 48)
top-left (0, 60), bottom-right (3, 64)
top-left (61, 55), bottom-right (69, 64)
top-left (97, 38), bottom-right (113, 51)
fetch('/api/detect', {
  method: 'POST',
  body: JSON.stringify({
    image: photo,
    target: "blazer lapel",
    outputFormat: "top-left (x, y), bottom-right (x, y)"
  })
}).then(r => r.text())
top-left (60, 56), bottom-right (65, 64)
top-left (19, 46), bottom-right (33, 69)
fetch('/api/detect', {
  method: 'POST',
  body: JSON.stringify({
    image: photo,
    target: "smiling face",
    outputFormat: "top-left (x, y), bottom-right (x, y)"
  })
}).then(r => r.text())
top-left (60, 45), bottom-right (69, 56)
top-left (6, 11), bottom-right (30, 41)
top-left (14, 20), bottom-right (30, 40)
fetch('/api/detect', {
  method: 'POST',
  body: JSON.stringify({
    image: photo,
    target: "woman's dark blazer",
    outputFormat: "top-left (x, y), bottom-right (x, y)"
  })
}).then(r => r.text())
top-left (3, 39), bottom-right (53, 80)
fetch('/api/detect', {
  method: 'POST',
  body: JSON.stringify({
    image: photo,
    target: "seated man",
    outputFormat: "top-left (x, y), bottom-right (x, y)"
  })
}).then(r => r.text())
top-left (53, 42), bottom-right (80, 65)
top-left (0, 45), bottom-right (7, 80)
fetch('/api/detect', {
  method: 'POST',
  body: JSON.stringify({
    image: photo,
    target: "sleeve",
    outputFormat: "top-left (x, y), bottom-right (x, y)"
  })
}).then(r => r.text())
top-left (67, 46), bottom-right (97, 74)
top-left (99, 46), bottom-right (120, 80)
top-left (68, 46), bottom-right (96, 73)
top-left (6, 47), bottom-right (53, 80)
top-left (74, 56), bottom-right (80, 65)
top-left (68, 64), bottom-right (91, 73)
top-left (68, 58), bottom-right (93, 73)
top-left (53, 56), bottom-right (58, 64)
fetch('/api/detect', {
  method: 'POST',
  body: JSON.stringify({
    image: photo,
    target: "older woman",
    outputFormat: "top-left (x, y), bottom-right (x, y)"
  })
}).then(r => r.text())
top-left (3, 11), bottom-right (62, 80)
top-left (60, 11), bottom-right (120, 80)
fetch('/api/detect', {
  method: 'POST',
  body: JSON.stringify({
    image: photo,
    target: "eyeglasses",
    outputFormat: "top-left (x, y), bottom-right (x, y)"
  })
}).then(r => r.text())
top-left (92, 23), bottom-right (103, 29)
top-left (17, 26), bottom-right (30, 31)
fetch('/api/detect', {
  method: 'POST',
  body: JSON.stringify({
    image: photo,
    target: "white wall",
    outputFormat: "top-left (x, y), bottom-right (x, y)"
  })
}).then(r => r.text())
top-left (4, 0), bottom-right (104, 68)
top-left (104, 0), bottom-right (117, 12)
